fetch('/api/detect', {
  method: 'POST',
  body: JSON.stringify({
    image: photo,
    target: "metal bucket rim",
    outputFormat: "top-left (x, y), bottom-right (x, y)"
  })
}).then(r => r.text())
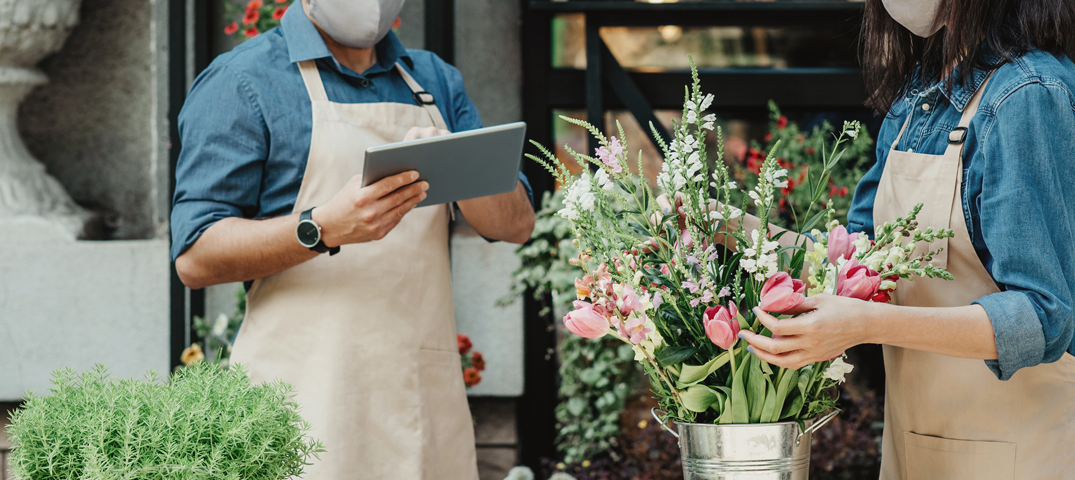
top-left (672, 416), bottom-right (816, 429)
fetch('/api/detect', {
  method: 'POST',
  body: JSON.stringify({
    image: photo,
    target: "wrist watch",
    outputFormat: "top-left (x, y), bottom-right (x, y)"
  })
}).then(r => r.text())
top-left (296, 207), bottom-right (340, 255)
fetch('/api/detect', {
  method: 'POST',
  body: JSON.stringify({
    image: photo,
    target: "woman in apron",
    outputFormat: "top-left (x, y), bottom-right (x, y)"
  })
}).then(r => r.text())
top-left (740, 0), bottom-right (1075, 478)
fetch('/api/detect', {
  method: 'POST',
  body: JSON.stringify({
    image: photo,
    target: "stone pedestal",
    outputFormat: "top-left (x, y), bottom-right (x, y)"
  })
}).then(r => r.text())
top-left (0, 0), bottom-right (89, 239)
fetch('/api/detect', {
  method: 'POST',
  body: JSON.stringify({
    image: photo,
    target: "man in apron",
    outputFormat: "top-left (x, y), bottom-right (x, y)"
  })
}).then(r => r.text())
top-left (170, 1), bottom-right (535, 478)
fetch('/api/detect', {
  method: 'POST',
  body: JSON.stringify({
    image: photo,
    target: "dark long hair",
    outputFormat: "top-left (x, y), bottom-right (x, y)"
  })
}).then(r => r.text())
top-left (860, 0), bottom-right (1075, 113)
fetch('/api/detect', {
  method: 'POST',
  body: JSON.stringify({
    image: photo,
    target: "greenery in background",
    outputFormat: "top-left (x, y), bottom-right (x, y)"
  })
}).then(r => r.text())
top-left (735, 101), bottom-right (874, 228)
top-left (503, 191), bottom-right (642, 465)
top-left (6, 362), bottom-right (322, 480)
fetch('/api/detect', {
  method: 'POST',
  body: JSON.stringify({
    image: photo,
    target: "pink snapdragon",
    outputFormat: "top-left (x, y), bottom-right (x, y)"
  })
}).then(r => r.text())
top-left (619, 315), bottom-right (653, 344)
top-left (836, 259), bottom-right (881, 300)
top-left (618, 285), bottom-right (644, 315)
top-left (703, 302), bottom-right (740, 350)
top-left (827, 225), bottom-right (861, 265)
top-left (759, 272), bottom-right (806, 313)
top-left (595, 137), bottom-right (625, 173)
top-left (563, 300), bottom-right (610, 338)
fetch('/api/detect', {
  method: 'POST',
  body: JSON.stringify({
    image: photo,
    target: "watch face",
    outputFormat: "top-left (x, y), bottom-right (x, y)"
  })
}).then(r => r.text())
top-left (297, 220), bottom-right (320, 248)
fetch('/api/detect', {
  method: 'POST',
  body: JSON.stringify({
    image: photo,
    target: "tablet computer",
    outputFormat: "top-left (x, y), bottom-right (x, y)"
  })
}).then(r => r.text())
top-left (363, 122), bottom-right (527, 208)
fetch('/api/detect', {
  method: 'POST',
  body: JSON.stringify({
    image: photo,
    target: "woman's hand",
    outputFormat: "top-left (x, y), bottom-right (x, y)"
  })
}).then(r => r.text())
top-left (738, 294), bottom-right (878, 369)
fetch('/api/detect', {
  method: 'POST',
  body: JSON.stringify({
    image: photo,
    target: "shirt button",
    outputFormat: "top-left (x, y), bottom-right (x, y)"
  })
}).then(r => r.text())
top-left (922, 103), bottom-right (930, 111)
top-left (360, 78), bottom-right (370, 87)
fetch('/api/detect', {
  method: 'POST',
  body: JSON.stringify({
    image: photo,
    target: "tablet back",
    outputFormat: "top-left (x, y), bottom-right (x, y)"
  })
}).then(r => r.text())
top-left (363, 122), bottom-right (527, 208)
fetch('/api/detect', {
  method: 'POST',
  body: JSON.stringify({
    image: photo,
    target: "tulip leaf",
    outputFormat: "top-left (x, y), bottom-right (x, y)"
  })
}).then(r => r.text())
top-left (675, 350), bottom-right (731, 388)
top-left (717, 396), bottom-right (734, 424)
top-left (681, 385), bottom-right (720, 413)
top-left (774, 368), bottom-right (799, 420)
top-left (656, 346), bottom-right (697, 367)
top-left (781, 386), bottom-right (805, 420)
top-left (747, 356), bottom-right (767, 423)
top-left (760, 377), bottom-right (779, 423)
top-left (731, 353), bottom-right (750, 424)
top-left (801, 209), bottom-right (828, 235)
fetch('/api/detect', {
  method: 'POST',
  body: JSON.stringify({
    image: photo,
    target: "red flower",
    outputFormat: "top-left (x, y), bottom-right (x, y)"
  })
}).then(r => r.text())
top-left (472, 352), bottom-right (486, 371)
top-left (764, 132), bottom-right (773, 142)
top-left (871, 290), bottom-right (891, 303)
top-left (829, 184), bottom-right (838, 197)
top-left (745, 148), bottom-right (764, 175)
top-left (805, 147), bottom-right (816, 155)
top-left (837, 186), bottom-right (849, 197)
top-left (392, 17), bottom-right (401, 29)
top-left (463, 367), bottom-right (482, 387)
top-left (243, 9), bottom-right (260, 25)
top-left (246, 0), bottom-right (263, 10)
top-left (457, 333), bottom-right (472, 355)
top-left (272, 6), bottom-right (286, 20)
top-left (223, 21), bottom-right (239, 35)
top-left (275, 0), bottom-right (287, 3)
top-left (244, 27), bottom-right (259, 38)
top-left (776, 116), bottom-right (788, 130)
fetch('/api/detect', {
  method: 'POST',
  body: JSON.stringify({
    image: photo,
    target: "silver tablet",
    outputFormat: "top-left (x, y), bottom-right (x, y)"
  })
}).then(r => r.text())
top-left (363, 122), bottom-right (527, 208)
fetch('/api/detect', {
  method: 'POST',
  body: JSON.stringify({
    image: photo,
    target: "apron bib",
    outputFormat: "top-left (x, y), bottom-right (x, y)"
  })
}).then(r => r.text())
top-left (875, 76), bottom-right (1075, 480)
top-left (229, 60), bottom-right (478, 480)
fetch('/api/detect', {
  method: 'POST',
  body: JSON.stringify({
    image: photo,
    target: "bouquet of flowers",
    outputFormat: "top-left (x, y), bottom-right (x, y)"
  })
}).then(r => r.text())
top-left (529, 60), bottom-right (954, 426)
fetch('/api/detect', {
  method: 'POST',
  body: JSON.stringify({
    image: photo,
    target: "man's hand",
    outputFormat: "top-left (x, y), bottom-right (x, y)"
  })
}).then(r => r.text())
top-left (313, 170), bottom-right (428, 247)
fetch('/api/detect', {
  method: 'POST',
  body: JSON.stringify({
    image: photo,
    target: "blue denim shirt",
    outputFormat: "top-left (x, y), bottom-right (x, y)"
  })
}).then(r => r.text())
top-left (847, 50), bottom-right (1075, 380)
top-left (171, 6), bottom-right (531, 261)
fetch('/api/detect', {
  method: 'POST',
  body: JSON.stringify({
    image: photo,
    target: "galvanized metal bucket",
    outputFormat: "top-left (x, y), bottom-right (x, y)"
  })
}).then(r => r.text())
top-left (651, 408), bottom-right (839, 479)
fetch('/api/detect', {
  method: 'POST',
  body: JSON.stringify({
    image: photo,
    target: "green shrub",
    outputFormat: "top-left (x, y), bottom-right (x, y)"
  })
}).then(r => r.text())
top-left (6, 362), bottom-right (322, 480)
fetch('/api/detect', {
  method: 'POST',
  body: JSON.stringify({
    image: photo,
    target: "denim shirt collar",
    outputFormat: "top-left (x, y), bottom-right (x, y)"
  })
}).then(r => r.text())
top-left (916, 50), bottom-right (1005, 112)
top-left (280, 5), bottom-right (411, 76)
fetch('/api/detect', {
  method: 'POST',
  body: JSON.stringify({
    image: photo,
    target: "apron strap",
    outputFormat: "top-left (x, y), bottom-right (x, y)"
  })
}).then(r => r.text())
top-left (297, 60), bottom-right (329, 102)
top-left (943, 72), bottom-right (994, 157)
top-left (394, 62), bottom-right (448, 129)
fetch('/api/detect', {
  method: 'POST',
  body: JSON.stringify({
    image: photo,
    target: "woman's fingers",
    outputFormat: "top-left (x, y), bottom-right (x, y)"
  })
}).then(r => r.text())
top-left (782, 294), bottom-right (823, 315)
top-left (739, 329), bottom-right (801, 354)
top-left (747, 345), bottom-right (809, 370)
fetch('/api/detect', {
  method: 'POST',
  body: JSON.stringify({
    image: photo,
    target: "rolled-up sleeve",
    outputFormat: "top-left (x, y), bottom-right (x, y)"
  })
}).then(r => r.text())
top-left (972, 82), bottom-right (1075, 380)
top-left (170, 63), bottom-right (268, 261)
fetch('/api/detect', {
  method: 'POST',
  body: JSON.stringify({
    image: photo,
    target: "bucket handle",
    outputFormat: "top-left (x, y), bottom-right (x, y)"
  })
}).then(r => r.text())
top-left (796, 409), bottom-right (840, 445)
top-left (650, 407), bottom-right (679, 439)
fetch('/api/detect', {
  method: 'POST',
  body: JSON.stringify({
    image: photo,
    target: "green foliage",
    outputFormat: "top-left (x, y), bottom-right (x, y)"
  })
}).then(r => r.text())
top-left (555, 337), bottom-right (640, 465)
top-left (192, 287), bottom-right (246, 364)
top-left (502, 192), bottom-right (642, 464)
top-left (6, 362), bottom-right (323, 480)
top-left (224, 0), bottom-right (294, 40)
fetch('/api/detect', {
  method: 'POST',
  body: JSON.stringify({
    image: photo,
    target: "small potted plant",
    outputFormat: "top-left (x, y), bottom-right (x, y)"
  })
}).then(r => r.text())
top-left (5, 362), bottom-right (322, 479)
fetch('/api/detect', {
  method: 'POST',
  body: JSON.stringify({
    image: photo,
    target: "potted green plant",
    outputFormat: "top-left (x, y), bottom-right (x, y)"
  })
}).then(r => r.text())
top-left (5, 361), bottom-right (322, 479)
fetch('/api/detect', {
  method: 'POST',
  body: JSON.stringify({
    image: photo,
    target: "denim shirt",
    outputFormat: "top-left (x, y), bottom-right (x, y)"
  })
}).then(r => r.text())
top-left (847, 50), bottom-right (1075, 380)
top-left (170, 6), bottom-right (531, 262)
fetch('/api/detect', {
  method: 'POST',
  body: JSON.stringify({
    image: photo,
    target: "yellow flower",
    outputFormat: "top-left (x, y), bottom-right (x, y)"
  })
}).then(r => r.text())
top-left (180, 344), bottom-right (204, 366)
top-left (581, 460), bottom-right (591, 468)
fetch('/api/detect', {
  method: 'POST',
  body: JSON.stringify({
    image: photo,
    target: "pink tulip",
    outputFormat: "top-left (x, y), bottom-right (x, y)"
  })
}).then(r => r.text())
top-left (836, 259), bottom-right (881, 301)
top-left (563, 300), bottom-right (610, 338)
top-left (618, 285), bottom-right (644, 315)
top-left (759, 272), bottom-right (806, 313)
top-left (703, 302), bottom-right (740, 350)
top-left (827, 225), bottom-right (860, 265)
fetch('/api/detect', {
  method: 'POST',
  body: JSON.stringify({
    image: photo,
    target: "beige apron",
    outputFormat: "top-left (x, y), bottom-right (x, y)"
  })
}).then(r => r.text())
top-left (230, 60), bottom-right (478, 480)
top-left (875, 76), bottom-right (1075, 480)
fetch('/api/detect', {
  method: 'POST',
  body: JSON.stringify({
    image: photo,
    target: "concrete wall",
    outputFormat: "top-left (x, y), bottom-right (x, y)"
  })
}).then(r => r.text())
top-left (0, 0), bottom-right (172, 400)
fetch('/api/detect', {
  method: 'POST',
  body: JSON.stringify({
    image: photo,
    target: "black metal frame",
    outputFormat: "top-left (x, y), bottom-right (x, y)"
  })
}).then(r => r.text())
top-left (519, 0), bottom-right (867, 470)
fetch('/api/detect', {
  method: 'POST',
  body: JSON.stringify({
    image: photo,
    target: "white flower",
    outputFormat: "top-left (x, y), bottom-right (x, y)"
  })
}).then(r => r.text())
top-left (880, 279), bottom-right (897, 290)
top-left (594, 168), bottom-right (614, 191)
top-left (686, 110), bottom-right (698, 123)
top-left (725, 181), bottom-right (737, 189)
top-left (503, 466), bottom-right (536, 480)
top-left (823, 356), bottom-right (855, 383)
top-left (673, 173), bottom-right (687, 191)
top-left (211, 313), bottom-right (229, 338)
top-left (700, 94), bottom-right (714, 111)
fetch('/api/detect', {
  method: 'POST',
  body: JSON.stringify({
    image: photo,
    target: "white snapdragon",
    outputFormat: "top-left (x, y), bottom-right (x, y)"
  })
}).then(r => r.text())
top-left (823, 356), bottom-right (855, 383)
top-left (557, 173), bottom-right (596, 221)
top-left (594, 168), bottom-right (614, 191)
top-left (740, 229), bottom-right (780, 280)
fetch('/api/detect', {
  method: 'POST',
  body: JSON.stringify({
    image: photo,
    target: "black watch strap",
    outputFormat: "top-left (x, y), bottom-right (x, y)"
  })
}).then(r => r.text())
top-left (300, 208), bottom-right (340, 256)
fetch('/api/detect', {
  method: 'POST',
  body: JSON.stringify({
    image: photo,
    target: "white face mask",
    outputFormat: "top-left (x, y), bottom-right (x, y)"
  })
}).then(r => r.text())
top-left (307, 0), bottom-right (406, 49)
top-left (881, 0), bottom-right (945, 37)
